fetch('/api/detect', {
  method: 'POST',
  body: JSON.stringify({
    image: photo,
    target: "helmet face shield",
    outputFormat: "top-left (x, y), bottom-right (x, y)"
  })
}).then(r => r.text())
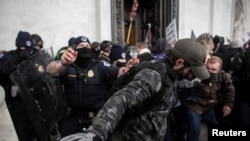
top-left (129, 50), bottom-right (137, 58)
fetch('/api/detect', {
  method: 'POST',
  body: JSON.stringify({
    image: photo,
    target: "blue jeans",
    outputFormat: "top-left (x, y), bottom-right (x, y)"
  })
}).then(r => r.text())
top-left (185, 107), bottom-right (219, 141)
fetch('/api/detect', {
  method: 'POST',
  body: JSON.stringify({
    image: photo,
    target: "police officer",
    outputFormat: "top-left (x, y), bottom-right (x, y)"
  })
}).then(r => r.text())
top-left (31, 33), bottom-right (44, 50)
top-left (46, 35), bottom-right (125, 138)
top-left (0, 31), bottom-right (39, 141)
top-left (98, 40), bottom-right (113, 63)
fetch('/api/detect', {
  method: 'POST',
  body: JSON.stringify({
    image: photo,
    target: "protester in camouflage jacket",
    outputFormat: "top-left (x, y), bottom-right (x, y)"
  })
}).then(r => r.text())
top-left (59, 39), bottom-right (210, 141)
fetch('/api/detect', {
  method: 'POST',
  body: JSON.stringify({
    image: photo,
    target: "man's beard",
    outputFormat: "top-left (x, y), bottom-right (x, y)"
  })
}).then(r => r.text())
top-left (174, 66), bottom-right (191, 80)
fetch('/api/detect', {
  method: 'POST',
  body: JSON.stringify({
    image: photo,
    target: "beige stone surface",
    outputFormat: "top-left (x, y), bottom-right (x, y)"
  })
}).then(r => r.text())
top-left (200, 122), bottom-right (208, 141)
top-left (0, 86), bottom-right (18, 141)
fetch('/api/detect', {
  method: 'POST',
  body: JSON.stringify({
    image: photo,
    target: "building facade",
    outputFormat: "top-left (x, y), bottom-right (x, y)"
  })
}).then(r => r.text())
top-left (0, 0), bottom-right (249, 56)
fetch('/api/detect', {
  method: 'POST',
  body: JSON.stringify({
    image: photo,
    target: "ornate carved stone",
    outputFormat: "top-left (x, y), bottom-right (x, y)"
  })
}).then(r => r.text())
top-left (232, 0), bottom-right (246, 41)
top-left (111, 0), bottom-right (124, 45)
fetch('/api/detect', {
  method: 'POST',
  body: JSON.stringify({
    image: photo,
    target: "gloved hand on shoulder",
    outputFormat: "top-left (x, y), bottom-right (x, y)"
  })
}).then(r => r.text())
top-left (192, 80), bottom-right (203, 87)
top-left (176, 78), bottom-right (202, 88)
top-left (191, 78), bottom-right (203, 87)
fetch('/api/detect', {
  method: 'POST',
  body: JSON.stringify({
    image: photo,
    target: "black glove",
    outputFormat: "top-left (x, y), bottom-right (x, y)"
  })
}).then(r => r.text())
top-left (59, 132), bottom-right (101, 141)
top-left (192, 81), bottom-right (203, 87)
top-left (176, 78), bottom-right (202, 88)
top-left (191, 78), bottom-right (202, 87)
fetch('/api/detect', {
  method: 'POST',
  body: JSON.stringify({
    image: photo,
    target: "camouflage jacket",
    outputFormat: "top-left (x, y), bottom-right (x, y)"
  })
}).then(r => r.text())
top-left (87, 61), bottom-right (176, 141)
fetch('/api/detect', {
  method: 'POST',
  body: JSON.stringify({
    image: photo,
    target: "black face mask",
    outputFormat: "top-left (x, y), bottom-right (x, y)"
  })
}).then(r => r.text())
top-left (17, 48), bottom-right (37, 63)
top-left (116, 61), bottom-right (126, 68)
top-left (209, 72), bottom-right (218, 81)
top-left (74, 47), bottom-right (92, 68)
top-left (77, 47), bottom-right (92, 58)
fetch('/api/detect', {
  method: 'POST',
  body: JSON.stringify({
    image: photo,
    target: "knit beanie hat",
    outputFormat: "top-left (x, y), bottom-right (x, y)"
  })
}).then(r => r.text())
top-left (15, 31), bottom-right (33, 48)
top-left (109, 44), bottom-right (126, 63)
top-left (74, 36), bottom-right (91, 46)
top-left (68, 37), bottom-right (76, 46)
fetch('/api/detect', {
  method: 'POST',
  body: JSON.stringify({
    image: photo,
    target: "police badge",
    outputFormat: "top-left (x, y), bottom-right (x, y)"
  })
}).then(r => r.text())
top-left (88, 70), bottom-right (94, 78)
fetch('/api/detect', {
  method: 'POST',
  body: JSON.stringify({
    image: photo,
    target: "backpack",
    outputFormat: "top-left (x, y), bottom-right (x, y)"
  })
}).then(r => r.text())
top-left (109, 60), bottom-right (174, 126)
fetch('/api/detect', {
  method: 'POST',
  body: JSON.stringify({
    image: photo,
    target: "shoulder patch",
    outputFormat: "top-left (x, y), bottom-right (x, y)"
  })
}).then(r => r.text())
top-left (103, 61), bottom-right (111, 67)
top-left (0, 53), bottom-right (4, 60)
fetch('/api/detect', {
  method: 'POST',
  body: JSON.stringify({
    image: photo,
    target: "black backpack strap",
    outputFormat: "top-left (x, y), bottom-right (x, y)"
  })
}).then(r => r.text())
top-left (119, 61), bottom-right (172, 127)
top-left (108, 61), bottom-right (154, 97)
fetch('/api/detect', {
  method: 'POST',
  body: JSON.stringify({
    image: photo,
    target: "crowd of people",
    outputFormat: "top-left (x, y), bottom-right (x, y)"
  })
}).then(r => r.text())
top-left (0, 30), bottom-right (250, 141)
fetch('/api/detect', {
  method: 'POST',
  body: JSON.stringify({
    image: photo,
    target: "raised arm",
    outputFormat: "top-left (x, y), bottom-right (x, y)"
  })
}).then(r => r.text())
top-left (46, 47), bottom-right (77, 76)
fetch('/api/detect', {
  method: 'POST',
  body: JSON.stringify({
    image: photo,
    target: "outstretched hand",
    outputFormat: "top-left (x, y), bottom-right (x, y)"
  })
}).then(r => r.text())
top-left (61, 47), bottom-right (78, 65)
top-left (117, 57), bottom-right (139, 78)
top-left (125, 57), bottom-right (139, 72)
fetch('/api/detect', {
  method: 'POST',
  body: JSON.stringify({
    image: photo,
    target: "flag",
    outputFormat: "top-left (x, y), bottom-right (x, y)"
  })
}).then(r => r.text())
top-left (191, 29), bottom-right (196, 39)
top-left (129, 0), bottom-right (139, 21)
top-left (165, 18), bottom-right (178, 47)
top-left (144, 23), bottom-right (152, 46)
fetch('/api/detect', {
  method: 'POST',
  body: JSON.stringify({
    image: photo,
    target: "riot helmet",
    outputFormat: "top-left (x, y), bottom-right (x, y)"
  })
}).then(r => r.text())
top-left (124, 44), bottom-right (137, 61)
top-left (100, 40), bottom-right (113, 52)
top-left (31, 34), bottom-right (43, 49)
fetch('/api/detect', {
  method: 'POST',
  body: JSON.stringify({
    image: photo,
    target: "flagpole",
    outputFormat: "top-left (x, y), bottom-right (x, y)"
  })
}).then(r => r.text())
top-left (126, 0), bottom-right (139, 45)
top-left (126, 18), bottom-right (133, 44)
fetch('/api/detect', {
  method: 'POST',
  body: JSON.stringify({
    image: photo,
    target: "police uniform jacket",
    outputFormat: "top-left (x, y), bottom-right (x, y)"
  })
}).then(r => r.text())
top-left (58, 60), bottom-right (118, 112)
top-left (0, 50), bottom-right (23, 102)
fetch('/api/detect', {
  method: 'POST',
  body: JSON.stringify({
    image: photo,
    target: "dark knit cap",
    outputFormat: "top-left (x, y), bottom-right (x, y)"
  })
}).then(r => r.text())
top-left (15, 31), bottom-right (33, 48)
top-left (109, 44), bottom-right (126, 63)
top-left (74, 36), bottom-right (91, 46)
top-left (213, 35), bottom-right (221, 46)
top-left (68, 37), bottom-right (76, 46)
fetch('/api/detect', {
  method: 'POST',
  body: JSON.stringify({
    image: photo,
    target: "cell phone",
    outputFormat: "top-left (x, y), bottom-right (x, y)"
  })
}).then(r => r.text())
top-left (64, 44), bottom-right (77, 60)
top-left (71, 44), bottom-right (77, 51)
